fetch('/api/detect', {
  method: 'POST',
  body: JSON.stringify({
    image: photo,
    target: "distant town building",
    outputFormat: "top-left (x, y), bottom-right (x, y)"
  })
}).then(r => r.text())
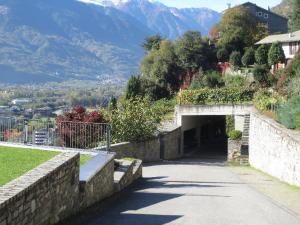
top-left (236, 2), bottom-right (288, 34)
top-left (11, 99), bottom-right (31, 105)
top-left (256, 30), bottom-right (300, 60)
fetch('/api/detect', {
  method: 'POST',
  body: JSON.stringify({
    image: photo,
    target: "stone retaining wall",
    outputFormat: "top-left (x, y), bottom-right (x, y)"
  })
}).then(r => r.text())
top-left (249, 112), bottom-right (300, 187)
top-left (106, 127), bottom-right (182, 162)
top-left (0, 153), bottom-right (80, 225)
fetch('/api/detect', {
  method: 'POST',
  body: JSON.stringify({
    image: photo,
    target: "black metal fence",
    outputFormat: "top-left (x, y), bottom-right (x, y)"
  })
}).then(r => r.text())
top-left (0, 117), bottom-right (111, 150)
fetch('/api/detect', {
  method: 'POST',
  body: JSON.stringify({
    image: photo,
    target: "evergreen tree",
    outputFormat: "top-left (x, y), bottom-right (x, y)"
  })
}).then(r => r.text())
top-left (268, 42), bottom-right (286, 66)
top-left (125, 76), bottom-right (142, 99)
top-left (229, 51), bottom-right (242, 68)
top-left (142, 35), bottom-right (163, 51)
top-left (242, 47), bottom-right (255, 67)
top-left (255, 45), bottom-right (269, 65)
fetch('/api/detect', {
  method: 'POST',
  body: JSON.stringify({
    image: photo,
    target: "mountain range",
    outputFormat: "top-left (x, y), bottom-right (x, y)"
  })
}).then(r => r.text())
top-left (0, 0), bottom-right (221, 84)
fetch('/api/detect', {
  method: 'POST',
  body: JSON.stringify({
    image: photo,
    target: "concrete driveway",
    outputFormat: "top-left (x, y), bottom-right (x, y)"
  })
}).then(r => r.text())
top-left (61, 158), bottom-right (300, 225)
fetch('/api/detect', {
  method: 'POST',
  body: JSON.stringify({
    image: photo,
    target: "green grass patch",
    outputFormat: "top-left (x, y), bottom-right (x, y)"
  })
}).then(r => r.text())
top-left (0, 146), bottom-right (93, 186)
top-left (0, 146), bottom-right (58, 186)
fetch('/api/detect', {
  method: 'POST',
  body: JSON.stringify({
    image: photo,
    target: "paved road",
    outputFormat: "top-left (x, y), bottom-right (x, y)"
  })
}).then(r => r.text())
top-left (63, 158), bottom-right (300, 225)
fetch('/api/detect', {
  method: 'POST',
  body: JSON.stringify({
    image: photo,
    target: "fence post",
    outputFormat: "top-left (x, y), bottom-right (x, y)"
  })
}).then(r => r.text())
top-left (24, 120), bottom-right (28, 144)
top-left (106, 125), bottom-right (111, 152)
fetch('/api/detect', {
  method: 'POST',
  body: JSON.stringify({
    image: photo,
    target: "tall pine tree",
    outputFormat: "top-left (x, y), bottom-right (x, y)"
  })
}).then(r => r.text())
top-left (290, 0), bottom-right (300, 32)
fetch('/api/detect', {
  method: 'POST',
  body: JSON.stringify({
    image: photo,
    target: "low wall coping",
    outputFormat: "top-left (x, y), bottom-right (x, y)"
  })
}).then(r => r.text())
top-left (80, 151), bottom-right (115, 183)
top-left (114, 160), bottom-right (134, 183)
top-left (0, 141), bottom-right (98, 156)
top-left (0, 152), bottom-right (79, 209)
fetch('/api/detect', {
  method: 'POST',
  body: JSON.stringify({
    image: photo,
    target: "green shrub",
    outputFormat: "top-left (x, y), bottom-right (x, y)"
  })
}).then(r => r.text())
top-left (190, 70), bottom-right (224, 89)
top-left (277, 94), bottom-right (300, 129)
top-left (287, 75), bottom-right (300, 97)
top-left (229, 51), bottom-right (242, 68)
top-left (242, 47), bottom-right (255, 67)
top-left (253, 90), bottom-right (285, 112)
top-left (228, 130), bottom-right (242, 140)
top-left (253, 64), bottom-right (272, 87)
top-left (204, 71), bottom-right (224, 88)
top-left (108, 97), bottom-right (161, 143)
top-left (296, 114), bottom-right (300, 130)
top-left (223, 75), bottom-right (249, 88)
top-left (177, 87), bottom-right (255, 105)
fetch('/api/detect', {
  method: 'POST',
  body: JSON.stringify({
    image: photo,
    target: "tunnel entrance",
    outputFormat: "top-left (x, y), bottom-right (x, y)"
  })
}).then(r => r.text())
top-left (182, 116), bottom-right (228, 159)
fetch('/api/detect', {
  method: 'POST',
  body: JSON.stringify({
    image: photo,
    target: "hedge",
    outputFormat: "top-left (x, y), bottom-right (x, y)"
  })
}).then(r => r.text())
top-left (177, 88), bottom-right (255, 105)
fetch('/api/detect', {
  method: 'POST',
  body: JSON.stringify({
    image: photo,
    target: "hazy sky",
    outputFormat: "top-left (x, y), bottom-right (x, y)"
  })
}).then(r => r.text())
top-left (157, 0), bottom-right (282, 12)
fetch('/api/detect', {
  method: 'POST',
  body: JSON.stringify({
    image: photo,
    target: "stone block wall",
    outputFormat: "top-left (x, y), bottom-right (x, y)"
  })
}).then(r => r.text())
top-left (79, 156), bottom-right (115, 209)
top-left (227, 139), bottom-right (242, 162)
top-left (249, 113), bottom-right (300, 187)
top-left (160, 127), bottom-right (182, 160)
top-left (0, 153), bottom-right (80, 225)
top-left (106, 128), bottom-right (182, 162)
top-left (109, 138), bottom-right (161, 162)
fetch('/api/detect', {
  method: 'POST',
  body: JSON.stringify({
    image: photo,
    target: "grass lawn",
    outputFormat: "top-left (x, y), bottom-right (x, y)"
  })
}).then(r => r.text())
top-left (0, 146), bottom-right (92, 186)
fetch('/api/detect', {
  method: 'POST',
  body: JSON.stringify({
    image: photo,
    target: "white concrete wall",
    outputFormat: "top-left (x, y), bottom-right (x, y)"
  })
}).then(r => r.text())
top-left (249, 112), bottom-right (300, 187)
top-left (234, 115), bottom-right (245, 132)
top-left (175, 104), bottom-right (254, 126)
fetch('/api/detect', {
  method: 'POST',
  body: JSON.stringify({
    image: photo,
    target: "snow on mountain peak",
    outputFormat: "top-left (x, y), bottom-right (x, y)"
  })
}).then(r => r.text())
top-left (77, 0), bottom-right (130, 7)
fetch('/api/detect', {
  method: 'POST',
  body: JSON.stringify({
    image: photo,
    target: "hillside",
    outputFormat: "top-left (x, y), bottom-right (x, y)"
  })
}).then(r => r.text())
top-left (0, 0), bottom-right (220, 84)
top-left (272, 0), bottom-right (292, 18)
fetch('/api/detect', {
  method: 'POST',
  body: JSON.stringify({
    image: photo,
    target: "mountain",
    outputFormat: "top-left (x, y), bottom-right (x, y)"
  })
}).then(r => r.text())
top-left (0, 0), bottom-right (220, 84)
top-left (272, 0), bottom-right (292, 18)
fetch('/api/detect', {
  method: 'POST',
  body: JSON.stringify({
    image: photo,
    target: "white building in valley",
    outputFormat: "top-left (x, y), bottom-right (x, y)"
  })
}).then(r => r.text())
top-left (256, 30), bottom-right (300, 61)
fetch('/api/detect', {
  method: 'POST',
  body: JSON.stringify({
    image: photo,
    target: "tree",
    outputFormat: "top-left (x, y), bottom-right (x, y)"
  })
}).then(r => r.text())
top-left (108, 96), bottom-right (117, 111)
top-left (255, 44), bottom-right (269, 65)
top-left (268, 42), bottom-right (286, 66)
top-left (142, 35), bottom-right (163, 51)
top-left (229, 51), bottom-right (242, 68)
top-left (217, 6), bottom-right (269, 52)
top-left (175, 31), bottom-right (214, 72)
top-left (290, 0), bottom-right (300, 32)
top-left (125, 76), bottom-right (142, 99)
top-left (108, 97), bottom-right (161, 143)
top-left (242, 47), bottom-right (255, 67)
top-left (141, 40), bottom-right (182, 96)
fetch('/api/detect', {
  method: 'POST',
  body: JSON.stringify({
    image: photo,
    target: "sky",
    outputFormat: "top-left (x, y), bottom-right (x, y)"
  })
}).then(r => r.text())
top-left (157, 0), bottom-right (282, 12)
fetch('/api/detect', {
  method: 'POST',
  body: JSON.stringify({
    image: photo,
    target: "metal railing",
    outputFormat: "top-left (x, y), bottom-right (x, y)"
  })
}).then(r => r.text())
top-left (0, 117), bottom-right (111, 150)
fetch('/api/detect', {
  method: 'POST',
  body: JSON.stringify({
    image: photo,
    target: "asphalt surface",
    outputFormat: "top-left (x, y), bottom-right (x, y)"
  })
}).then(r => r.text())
top-left (62, 157), bottom-right (300, 225)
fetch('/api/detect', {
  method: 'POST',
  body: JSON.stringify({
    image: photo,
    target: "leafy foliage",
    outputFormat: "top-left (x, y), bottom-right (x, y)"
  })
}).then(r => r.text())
top-left (229, 51), bottom-right (242, 68)
top-left (255, 45), bottom-right (269, 65)
top-left (141, 40), bottom-right (182, 97)
top-left (226, 115), bottom-right (235, 135)
top-left (242, 47), bottom-right (255, 67)
top-left (175, 31), bottom-right (215, 72)
top-left (228, 130), bottom-right (242, 140)
top-left (108, 97), bottom-right (161, 143)
top-left (277, 94), bottom-right (300, 129)
top-left (253, 90), bottom-right (285, 111)
top-left (217, 47), bottom-right (229, 62)
top-left (287, 76), bottom-right (300, 97)
top-left (190, 70), bottom-right (224, 89)
top-left (177, 88), bottom-right (255, 105)
top-left (268, 42), bottom-right (286, 66)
